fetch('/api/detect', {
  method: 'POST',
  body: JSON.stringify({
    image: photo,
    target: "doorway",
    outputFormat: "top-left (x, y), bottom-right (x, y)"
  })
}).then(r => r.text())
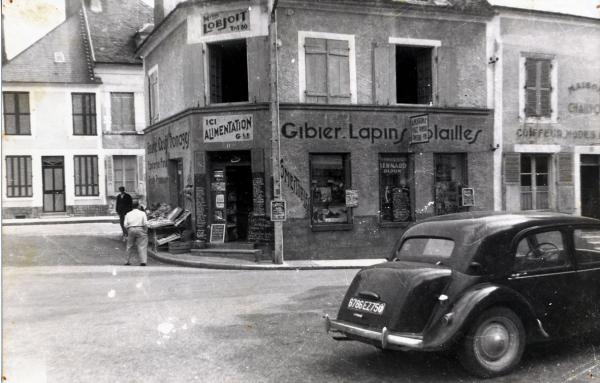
top-left (581, 155), bottom-right (600, 219)
top-left (42, 156), bottom-right (65, 212)
top-left (168, 159), bottom-right (183, 208)
top-left (208, 151), bottom-right (253, 241)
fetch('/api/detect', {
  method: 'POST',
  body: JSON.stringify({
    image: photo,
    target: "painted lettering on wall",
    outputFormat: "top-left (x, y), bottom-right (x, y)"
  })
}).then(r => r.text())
top-left (567, 82), bottom-right (600, 115)
top-left (280, 160), bottom-right (309, 211)
top-left (568, 82), bottom-right (600, 94)
top-left (203, 114), bottom-right (253, 143)
top-left (146, 131), bottom-right (190, 154)
top-left (516, 127), bottom-right (598, 140)
top-left (281, 122), bottom-right (482, 144)
top-left (203, 9), bottom-right (249, 35)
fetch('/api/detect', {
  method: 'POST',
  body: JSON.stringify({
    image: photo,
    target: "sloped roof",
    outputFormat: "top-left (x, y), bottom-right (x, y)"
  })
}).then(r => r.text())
top-left (2, 11), bottom-right (96, 84)
top-left (85, 0), bottom-right (153, 64)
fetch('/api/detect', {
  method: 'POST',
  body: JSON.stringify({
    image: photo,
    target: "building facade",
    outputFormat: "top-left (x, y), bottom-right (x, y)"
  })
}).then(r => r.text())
top-left (2, 0), bottom-right (153, 218)
top-left (140, 0), bottom-right (498, 260)
top-left (493, 7), bottom-right (600, 219)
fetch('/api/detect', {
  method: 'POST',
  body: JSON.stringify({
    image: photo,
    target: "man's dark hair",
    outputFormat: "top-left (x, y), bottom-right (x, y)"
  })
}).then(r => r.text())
top-left (132, 201), bottom-right (140, 209)
top-left (119, 186), bottom-right (125, 192)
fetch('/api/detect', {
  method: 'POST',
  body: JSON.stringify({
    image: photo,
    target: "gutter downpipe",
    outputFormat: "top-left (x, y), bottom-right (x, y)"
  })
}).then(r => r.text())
top-left (269, 0), bottom-right (284, 264)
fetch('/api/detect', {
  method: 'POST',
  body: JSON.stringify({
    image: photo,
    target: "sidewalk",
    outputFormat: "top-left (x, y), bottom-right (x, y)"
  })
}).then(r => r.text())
top-left (3, 215), bottom-right (119, 226)
top-left (149, 248), bottom-right (386, 270)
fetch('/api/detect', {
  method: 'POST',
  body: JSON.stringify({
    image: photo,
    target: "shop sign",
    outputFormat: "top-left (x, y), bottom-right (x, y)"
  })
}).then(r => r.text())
top-left (271, 200), bottom-right (286, 222)
top-left (204, 114), bottom-right (253, 143)
top-left (215, 194), bottom-right (225, 209)
top-left (345, 190), bottom-right (359, 207)
top-left (410, 114), bottom-right (429, 144)
top-left (380, 157), bottom-right (408, 174)
top-left (461, 188), bottom-right (475, 207)
top-left (203, 9), bottom-right (249, 36)
top-left (516, 127), bottom-right (598, 140)
top-left (209, 224), bottom-right (226, 243)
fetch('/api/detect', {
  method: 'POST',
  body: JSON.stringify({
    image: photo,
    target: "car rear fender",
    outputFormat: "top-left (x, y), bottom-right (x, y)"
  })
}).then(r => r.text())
top-left (422, 283), bottom-right (546, 349)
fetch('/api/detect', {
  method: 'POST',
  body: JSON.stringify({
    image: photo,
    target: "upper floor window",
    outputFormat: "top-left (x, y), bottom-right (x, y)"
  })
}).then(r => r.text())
top-left (110, 92), bottom-right (135, 132)
top-left (148, 68), bottom-right (159, 124)
top-left (5, 156), bottom-right (33, 198)
top-left (3, 92), bottom-right (31, 135)
top-left (299, 32), bottom-right (356, 104)
top-left (396, 46), bottom-right (433, 104)
top-left (72, 93), bottom-right (97, 135)
top-left (520, 154), bottom-right (550, 210)
top-left (520, 55), bottom-right (556, 122)
top-left (208, 40), bottom-right (248, 104)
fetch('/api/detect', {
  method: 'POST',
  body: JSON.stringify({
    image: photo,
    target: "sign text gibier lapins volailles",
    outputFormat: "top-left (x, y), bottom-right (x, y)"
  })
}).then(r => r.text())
top-left (281, 122), bottom-right (482, 144)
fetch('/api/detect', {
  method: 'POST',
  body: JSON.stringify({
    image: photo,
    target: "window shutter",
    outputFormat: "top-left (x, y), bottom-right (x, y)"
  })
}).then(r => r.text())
top-left (525, 58), bottom-right (552, 117)
top-left (111, 94), bottom-right (121, 131)
top-left (539, 60), bottom-right (552, 117)
top-left (504, 153), bottom-right (521, 184)
top-left (416, 49), bottom-right (432, 104)
top-left (105, 155), bottom-right (114, 195)
top-left (524, 59), bottom-right (538, 117)
top-left (304, 38), bottom-right (327, 103)
top-left (373, 44), bottom-right (394, 105)
top-left (137, 155), bottom-right (145, 195)
top-left (327, 39), bottom-right (350, 103)
top-left (557, 153), bottom-right (573, 184)
top-left (123, 94), bottom-right (135, 130)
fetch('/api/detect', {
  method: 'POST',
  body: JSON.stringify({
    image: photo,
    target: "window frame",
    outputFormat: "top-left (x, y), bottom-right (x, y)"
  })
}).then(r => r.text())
top-left (433, 153), bottom-right (468, 216)
top-left (3, 92), bottom-right (31, 135)
top-left (309, 153), bottom-right (353, 230)
top-left (110, 92), bottom-right (136, 132)
top-left (113, 155), bottom-right (138, 194)
top-left (519, 53), bottom-right (557, 123)
top-left (511, 228), bottom-right (572, 275)
top-left (73, 155), bottom-right (99, 196)
top-left (5, 155), bottom-right (33, 198)
top-left (388, 37), bottom-right (440, 106)
top-left (378, 153), bottom-right (414, 225)
top-left (72, 93), bottom-right (97, 136)
top-left (572, 226), bottom-right (600, 268)
top-left (298, 31), bottom-right (357, 104)
top-left (520, 154), bottom-right (551, 211)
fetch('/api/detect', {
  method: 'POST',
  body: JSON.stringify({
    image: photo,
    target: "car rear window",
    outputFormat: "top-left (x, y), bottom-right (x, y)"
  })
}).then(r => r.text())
top-left (396, 238), bottom-right (455, 261)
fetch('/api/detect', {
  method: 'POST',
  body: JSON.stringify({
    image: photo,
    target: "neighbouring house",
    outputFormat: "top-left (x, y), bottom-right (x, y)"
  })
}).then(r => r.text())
top-left (2, 0), bottom-right (153, 218)
top-left (138, 0), bottom-right (497, 260)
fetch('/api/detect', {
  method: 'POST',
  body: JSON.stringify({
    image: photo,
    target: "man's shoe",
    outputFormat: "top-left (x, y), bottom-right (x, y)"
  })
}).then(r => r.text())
top-left (140, 263), bottom-right (146, 266)
top-left (124, 262), bottom-right (131, 266)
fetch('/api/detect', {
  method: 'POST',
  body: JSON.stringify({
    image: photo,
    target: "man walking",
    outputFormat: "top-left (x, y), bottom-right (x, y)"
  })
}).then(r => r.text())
top-left (116, 186), bottom-right (133, 239)
top-left (124, 201), bottom-right (148, 266)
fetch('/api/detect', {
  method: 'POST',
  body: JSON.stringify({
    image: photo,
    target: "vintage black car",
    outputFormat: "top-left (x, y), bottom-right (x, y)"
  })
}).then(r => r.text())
top-left (325, 212), bottom-right (600, 377)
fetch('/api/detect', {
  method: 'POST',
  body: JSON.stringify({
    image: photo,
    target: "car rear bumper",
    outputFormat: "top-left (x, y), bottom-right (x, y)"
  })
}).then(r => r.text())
top-left (324, 315), bottom-right (424, 350)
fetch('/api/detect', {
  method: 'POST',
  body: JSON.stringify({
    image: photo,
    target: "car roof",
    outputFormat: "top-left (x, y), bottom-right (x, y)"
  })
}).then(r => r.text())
top-left (401, 212), bottom-right (600, 272)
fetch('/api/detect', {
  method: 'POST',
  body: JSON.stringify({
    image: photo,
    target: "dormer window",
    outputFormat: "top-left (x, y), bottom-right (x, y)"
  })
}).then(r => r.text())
top-left (54, 52), bottom-right (65, 63)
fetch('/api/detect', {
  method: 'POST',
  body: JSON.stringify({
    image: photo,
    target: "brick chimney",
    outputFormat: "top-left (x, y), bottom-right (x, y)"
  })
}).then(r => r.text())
top-left (154, 0), bottom-right (165, 24)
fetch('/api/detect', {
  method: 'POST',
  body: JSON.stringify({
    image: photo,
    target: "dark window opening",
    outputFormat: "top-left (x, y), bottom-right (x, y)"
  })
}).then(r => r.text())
top-left (209, 40), bottom-right (248, 103)
top-left (396, 46), bottom-right (433, 104)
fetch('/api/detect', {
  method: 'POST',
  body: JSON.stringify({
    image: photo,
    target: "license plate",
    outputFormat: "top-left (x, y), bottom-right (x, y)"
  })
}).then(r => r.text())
top-left (347, 297), bottom-right (386, 315)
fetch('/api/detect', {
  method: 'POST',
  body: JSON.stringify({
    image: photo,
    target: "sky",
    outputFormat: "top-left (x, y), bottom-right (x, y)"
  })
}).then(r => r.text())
top-left (2, 0), bottom-right (599, 60)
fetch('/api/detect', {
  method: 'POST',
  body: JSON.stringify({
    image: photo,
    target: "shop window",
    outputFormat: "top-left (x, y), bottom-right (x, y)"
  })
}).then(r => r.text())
top-left (379, 154), bottom-right (412, 223)
top-left (209, 40), bottom-right (248, 104)
top-left (113, 155), bottom-right (137, 193)
top-left (434, 154), bottom-right (467, 215)
top-left (72, 93), bottom-right (97, 135)
top-left (148, 67), bottom-right (159, 124)
top-left (520, 154), bottom-right (549, 210)
top-left (3, 92), bottom-right (31, 135)
top-left (310, 154), bottom-right (351, 226)
top-left (5, 156), bottom-right (33, 198)
top-left (573, 228), bottom-right (600, 266)
top-left (110, 92), bottom-right (135, 132)
top-left (74, 155), bottom-right (99, 196)
top-left (395, 46), bottom-right (433, 104)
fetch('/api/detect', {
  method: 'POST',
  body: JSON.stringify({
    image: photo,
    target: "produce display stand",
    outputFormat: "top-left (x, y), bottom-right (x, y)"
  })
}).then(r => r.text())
top-left (147, 208), bottom-right (191, 252)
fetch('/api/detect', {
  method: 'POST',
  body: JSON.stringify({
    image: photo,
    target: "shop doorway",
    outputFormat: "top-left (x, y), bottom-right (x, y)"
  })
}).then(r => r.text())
top-left (208, 151), bottom-right (253, 242)
top-left (168, 159), bottom-right (183, 208)
top-left (42, 156), bottom-right (65, 213)
top-left (581, 155), bottom-right (600, 219)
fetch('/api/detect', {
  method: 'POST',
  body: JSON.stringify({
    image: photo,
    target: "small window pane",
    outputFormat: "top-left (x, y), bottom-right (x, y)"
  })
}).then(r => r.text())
top-left (396, 238), bottom-right (455, 261)
top-left (4, 116), bottom-right (17, 134)
top-left (521, 155), bottom-right (531, 173)
top-left (574, 229), bottom-right (600, 265)
top-left (18, 93), bottom-right (29, 111)
top-left (73, 95), bottom-right (83, 114)
top-left (19, 115), bottom-right (31, 135)
top-left (379, 155), bottom-right (412, 222)
top-left (536, 174), bottom-right (548, 187)
top-left (3, 93), bottom-right (15, 113)
top-left (513, 231), bottom-right (567, 271)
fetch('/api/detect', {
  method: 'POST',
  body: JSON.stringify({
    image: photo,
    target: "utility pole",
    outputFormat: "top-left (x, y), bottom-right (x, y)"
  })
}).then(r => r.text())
top-left (269, 0), bottom-right (283, 264)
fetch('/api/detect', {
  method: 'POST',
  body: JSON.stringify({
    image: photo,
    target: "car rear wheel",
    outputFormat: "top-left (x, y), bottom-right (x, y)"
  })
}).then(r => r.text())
top-left (458, 307), bottom-right (525, 378)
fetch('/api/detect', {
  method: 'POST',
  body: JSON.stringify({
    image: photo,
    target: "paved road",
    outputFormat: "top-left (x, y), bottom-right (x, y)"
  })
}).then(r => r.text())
top-left (2, 224), bottom-right (600, 382)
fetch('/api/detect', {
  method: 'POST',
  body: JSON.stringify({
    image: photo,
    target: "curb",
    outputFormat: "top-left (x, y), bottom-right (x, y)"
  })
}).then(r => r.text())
top-left (148, 249), bottom-right (380, 270)
top-left (2, 218), bottom-right (119, 226)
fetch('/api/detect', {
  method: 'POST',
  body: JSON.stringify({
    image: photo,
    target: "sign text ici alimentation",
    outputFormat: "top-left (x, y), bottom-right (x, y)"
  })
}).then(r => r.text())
top-left (281, 122), bottom-right (482, 144)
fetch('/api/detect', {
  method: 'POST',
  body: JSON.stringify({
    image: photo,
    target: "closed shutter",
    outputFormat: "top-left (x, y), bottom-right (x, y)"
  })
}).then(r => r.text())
top-left (137, 155), bottom-right (145, 196)
top-left (373, 44), bottom-right (395, 105)
top-left (305, 38), bottom-right (328, 103)
top-left (148, 72), bottom-right (159, 124)
top-left (504, 153), bottom-right (521, 184)
top-left (327, 39), bottom-right (351, 104)
top-left (105, 155), bottom-right (114, 195)
top-left (557, 153), bottom-right (573, 184)
top-left (525, 58), bottom-right (552, 117)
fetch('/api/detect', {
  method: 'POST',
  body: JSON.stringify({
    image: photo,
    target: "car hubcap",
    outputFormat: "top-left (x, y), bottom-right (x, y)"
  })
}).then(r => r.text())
top-left (474, 317), bottom-right (519, 369)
